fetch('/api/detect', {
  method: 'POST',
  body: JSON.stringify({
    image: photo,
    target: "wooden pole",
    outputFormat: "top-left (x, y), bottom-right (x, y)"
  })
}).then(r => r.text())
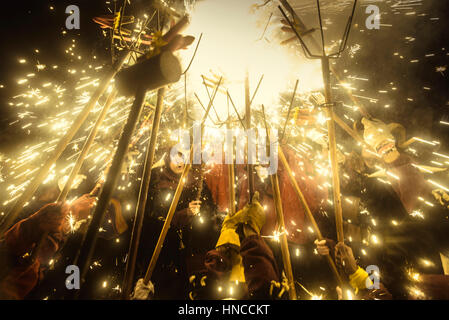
top-left (144, 161), bottom-right (192, 284)
top-left (184, 73), bottom-right (188, 128)
top-left (278, 146), bottom-right (343, 286)
top-left (333, 113), bottom-right (375, 152)
top-left (77, 86), bottom-right (148, 288)
top-left (262, 105), bottom-right (297, 300)
top-left (226, 116), bottom-right (236, 216)
top-left (58, 90), bottom-right (117, 202)
top-left (261, 104), bottom-right (297, 299)
top-left (121, 88), bottom-right (166, 299)
top-left (321, 57), bottom-right (344, 243)
top-left (225, 95), bottom-right (235, 216)
top-left (201, 75), bottom-right (222, 123)
top-left (30, 90), bottom-right (118, 261)
top-left (142, 78), bottom-right (221, 286)
top-left (281, 79), bottom-right (299, 142)
top-left (228, 163), bottom-right (236, 215)
top-left (245, 72), bottom-right (255, 201)
top-left (270, 173), bottom-right (297, 300)
top-left (0, 53), bottom-right (129, 235)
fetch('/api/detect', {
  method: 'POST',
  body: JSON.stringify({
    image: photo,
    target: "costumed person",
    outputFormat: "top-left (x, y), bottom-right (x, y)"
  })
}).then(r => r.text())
top-left (233, 145), bottom-right (328, 245)
top-left (12, 174), bottom-right (87, 225)
top-left (134, 146), bottom-right (220, 299)
top-left (339, 117), bottom-right (449, 298)
top-left (204, 144), bottom-right (331, 293)
top-left (0, 193), bottom-right (95, 299)
top-left (33, 170), bottom-right (130, 300)
top-left (187, 191), bottom-right (289, 300)
top-left (15, 182), bottom-right (61, 223)
top-left (406, 273), bottom-right (449, 300)
top-left (314, 239), bottom-right (392, 300)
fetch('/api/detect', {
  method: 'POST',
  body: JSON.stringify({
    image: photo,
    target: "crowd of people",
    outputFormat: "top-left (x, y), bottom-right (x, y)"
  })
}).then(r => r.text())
top-left (1, 117), bottom-right (449, 300)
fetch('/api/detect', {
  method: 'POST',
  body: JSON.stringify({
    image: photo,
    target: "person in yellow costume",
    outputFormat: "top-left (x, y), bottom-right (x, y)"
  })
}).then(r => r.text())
top-left (315, 239), bottom-right (392, 300)
top-left (186, 192), bottom-right (289, 300)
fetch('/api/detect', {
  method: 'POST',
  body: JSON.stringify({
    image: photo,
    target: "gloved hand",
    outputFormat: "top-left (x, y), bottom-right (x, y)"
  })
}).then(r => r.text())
top-left (131, 278), bottom-right (155, 300)
top-left (432, 189), bottom-right (449, 209)
top-left (70, 194), bottom-right (96, 220)
top-left (244, 192), bottom-right (266, 235)
top-left (314, 239), bottom-right (330, 256)
top-left (188, 200), bottom-right (201, 216)
top-left (216, 192), bottom-right (265, 248)
top-left (335, 242), bottom-right (358, 276)
top-left (314, 238), bottom-right (336, 257)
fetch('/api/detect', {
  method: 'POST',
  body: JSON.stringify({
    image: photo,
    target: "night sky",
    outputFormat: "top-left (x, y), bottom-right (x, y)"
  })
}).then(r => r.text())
top-left (1, 0), bottom-right (449, 301)
top-left (1, 0), bottom-right (448, 155)
top-left (337, 0), bottom-right (449, 141)
top-left (0, 0), bottom-right (109, 152)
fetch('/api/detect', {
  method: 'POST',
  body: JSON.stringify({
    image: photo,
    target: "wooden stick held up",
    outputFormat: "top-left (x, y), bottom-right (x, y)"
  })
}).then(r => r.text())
top-left (0, 53), bottom-right (129, 236)
top-left (122, 87), bottom-right (166, 299)
top-left (278, 147), bottom-right (344, 286)
top-left (261, 104), bottom-right (297, 300)
top-left (143, 78), bottom-right (222, 285)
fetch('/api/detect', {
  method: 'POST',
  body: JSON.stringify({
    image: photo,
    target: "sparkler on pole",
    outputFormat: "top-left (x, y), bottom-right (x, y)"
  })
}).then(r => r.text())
top-left (75, 15), bottom-right (191, 297)
top-left (121, 87), bottom-right (166, 299)
top-left (142, 78), bottom-right (222, 287)
top-left (0, 53), bottom-right (130, 236)
top-left (30, 89), bottom-right (119, 261)
top-left (279, 0), bottom-right (358, 245)
top-left (261, 105), bottom-right (297, 300)
top-left (279, 0), bottom-right (358, 299)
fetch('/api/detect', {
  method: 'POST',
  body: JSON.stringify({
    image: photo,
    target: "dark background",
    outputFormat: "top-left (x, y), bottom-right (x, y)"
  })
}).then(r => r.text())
top-left (0, 0), bottom-right (109, 152)
top-left (338, 0), bottom-right (449, 143)
top-left (0, 0), bottom-right (448, 301)
top-left (0, 0), bottom-right (449, 154)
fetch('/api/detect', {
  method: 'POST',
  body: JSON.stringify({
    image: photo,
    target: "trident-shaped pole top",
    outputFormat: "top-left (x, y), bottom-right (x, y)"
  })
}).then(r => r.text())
top-left (279, 0), bottom-right (358, 59)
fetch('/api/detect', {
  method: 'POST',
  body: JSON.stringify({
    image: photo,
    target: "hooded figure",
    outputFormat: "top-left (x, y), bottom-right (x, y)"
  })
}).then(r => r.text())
top-left (205, 145), bottom-right (328, 245)
top-left (136, 149), bottom-right (220, 299)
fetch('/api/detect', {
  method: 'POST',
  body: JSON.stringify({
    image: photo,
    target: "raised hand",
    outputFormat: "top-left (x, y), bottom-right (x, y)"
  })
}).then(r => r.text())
top-left (188, 200), bottom-right (202, 216)
top-left (335, 242), bottom-right (358, 275)
top-left (70, 194), bottom-right (96, 220)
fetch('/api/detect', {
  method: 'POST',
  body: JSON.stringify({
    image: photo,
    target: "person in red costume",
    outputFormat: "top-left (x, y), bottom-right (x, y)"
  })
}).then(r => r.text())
top-left (0, 195), bottom-right (95, 300)
top-left (135, 148), bottom-right (220, 299)
top-left (334, 117), bottom-right (449, 299)
top-left (205, 145), bottom-right (328, 245)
